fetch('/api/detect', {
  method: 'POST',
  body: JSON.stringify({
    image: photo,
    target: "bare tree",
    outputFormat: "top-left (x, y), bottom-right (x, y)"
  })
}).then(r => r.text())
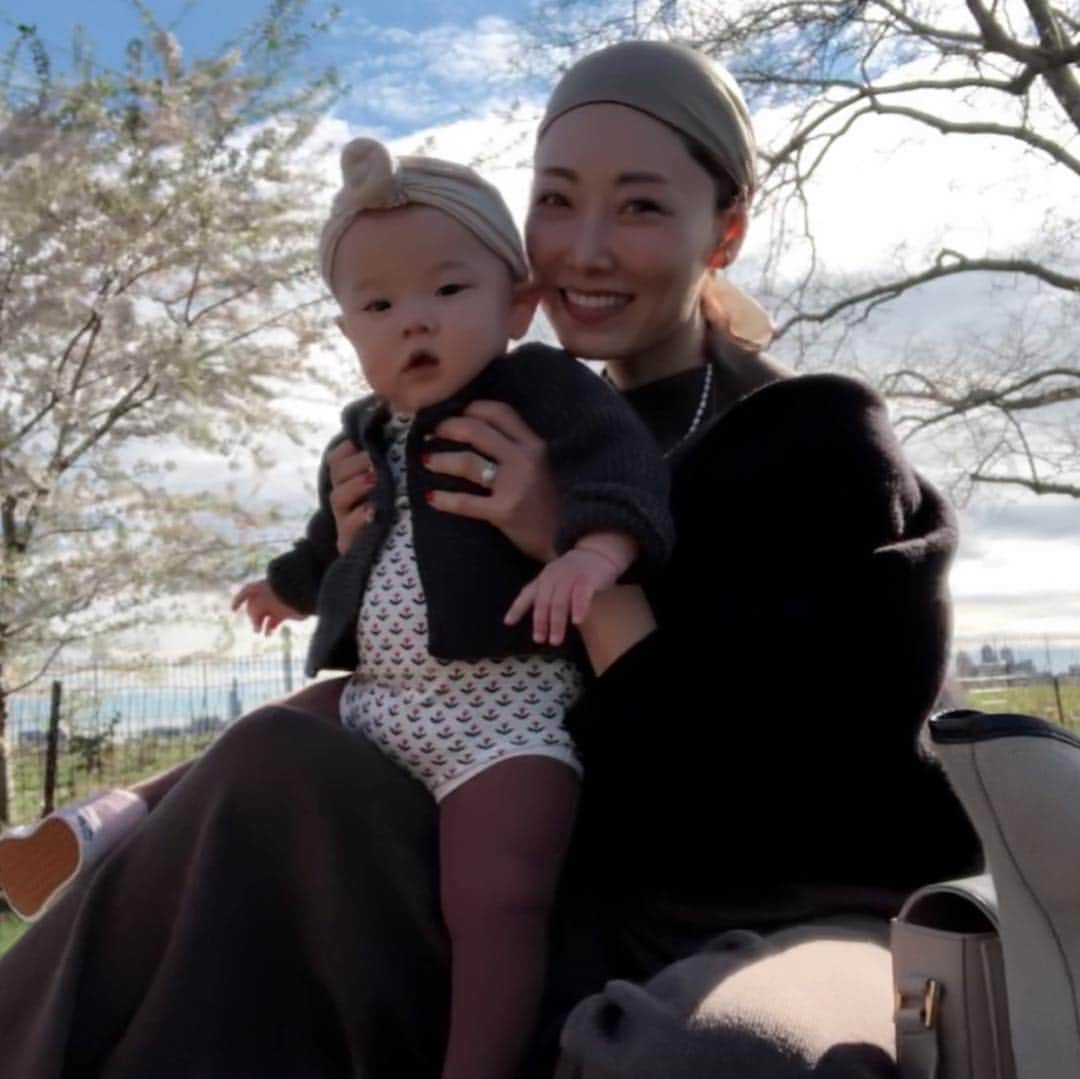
top-left (520, 0), bottom-right (1080, 501)
top-left (0, 3), bottom-right (342, 821)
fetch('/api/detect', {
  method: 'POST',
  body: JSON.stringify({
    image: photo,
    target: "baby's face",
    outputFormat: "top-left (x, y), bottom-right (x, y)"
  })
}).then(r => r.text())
top-left (334, 205), bottom-right (531, 414)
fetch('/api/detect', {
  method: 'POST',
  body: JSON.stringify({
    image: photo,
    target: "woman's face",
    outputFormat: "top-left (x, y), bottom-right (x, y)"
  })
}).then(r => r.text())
top-left (526, 103), bottom-right (729, 369)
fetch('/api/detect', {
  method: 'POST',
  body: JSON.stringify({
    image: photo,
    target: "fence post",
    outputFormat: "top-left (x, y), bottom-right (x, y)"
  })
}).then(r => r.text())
top-left (42, 680), bottom-right (62, 817)
top-left (0, 686), bottom-right (10, 827)
top-left (1053, 676), bottom-right (1066, 728)
top-left (282, 626), bottom-right (293, 694)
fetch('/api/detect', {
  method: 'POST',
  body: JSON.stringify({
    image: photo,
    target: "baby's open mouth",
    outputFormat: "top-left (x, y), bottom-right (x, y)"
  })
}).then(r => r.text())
top-left (404, 350), bottom-right (439, 371)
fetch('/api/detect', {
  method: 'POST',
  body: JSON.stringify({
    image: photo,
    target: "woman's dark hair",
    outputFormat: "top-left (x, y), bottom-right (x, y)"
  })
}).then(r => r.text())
top-left (677, 131), bottom-right (740, 211)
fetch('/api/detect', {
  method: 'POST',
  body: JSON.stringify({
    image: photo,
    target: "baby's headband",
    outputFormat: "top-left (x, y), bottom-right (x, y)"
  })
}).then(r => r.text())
top-left (319, 138), bottom-right (528, 291)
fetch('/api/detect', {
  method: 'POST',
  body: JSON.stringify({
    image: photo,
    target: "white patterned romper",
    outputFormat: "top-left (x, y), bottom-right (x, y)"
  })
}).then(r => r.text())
top-left (339, 413), bottom-right (583, 801)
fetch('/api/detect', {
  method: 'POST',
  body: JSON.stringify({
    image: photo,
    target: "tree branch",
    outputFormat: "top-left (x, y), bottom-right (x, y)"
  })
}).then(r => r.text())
top-left (1021, 0), bottom-right (1080, 127)
top-left (865, 100), bottom-right (1080, 177)
top-left (969, 472), bottom-right (1080, 497)
top-left (777, 254), bottom-right (1080, 335)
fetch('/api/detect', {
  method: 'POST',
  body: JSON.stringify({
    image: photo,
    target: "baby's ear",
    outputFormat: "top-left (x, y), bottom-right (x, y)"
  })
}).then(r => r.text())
top-left (508, 281), bottom-right (541, 340)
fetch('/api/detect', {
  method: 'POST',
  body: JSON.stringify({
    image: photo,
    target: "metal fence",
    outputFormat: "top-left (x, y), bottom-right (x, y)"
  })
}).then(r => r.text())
top-left (5, 635), bottom-right (309, 826)
top-left (3, 632), bottom-right (1079, 827)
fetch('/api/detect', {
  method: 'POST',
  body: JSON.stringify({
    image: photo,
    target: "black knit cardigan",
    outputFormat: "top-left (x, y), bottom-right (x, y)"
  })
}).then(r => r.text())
top-left (266, 343), bottom-right (674, 677)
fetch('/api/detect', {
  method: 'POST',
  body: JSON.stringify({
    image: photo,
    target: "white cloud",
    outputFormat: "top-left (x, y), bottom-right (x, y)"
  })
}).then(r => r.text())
top-left (336, 14), bottom-right (534, 132)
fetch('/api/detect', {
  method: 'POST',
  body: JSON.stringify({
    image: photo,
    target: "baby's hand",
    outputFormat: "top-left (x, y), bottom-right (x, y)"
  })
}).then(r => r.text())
top-left (231, 579), bottom-right (305, 636)
top-left (505, 532), bottom-right (638, 647)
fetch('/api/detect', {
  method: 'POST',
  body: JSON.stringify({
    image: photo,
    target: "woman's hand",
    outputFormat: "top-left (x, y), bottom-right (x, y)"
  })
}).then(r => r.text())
top-left (423, 400), bottom-right (559, 563)
top-left (327, 439), bottom-right (376, 555)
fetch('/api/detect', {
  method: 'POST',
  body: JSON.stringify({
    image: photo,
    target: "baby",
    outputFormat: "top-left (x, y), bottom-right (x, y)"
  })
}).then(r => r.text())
top-left (233, 138), bottom-right (673, 1078)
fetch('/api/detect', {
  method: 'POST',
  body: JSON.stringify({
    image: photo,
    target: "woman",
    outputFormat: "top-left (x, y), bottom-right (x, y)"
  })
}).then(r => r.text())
top-left (0, 40), bottom-right (977, 1078)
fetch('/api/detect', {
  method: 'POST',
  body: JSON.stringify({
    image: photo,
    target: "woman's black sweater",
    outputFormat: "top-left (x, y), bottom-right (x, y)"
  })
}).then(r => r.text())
top-left (567, 367), bottom-right (980, 906)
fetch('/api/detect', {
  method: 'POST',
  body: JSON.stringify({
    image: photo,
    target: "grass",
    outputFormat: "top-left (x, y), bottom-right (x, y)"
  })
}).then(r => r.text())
top-left (963, 680), bottom-right (1080, 735)
top-left (0, 911), bottom-right (27, 957)
top-left (10, 734), bottom-right (217, 825)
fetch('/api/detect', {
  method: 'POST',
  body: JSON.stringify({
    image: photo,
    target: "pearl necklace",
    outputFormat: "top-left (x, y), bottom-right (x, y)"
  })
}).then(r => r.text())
top-left (603, 361), bottom-right (715, 454)
top-left (676, 361), bottom-right (713, 451)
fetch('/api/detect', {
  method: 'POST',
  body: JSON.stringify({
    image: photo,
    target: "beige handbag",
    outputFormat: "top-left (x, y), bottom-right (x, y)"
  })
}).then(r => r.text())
top-left (891, 874), bottom-right (1016, 1079)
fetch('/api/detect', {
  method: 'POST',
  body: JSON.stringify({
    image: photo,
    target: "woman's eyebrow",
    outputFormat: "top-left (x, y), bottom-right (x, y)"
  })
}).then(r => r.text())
top-left (538, 167), bottom-right (668, 186)
top-left (616, 171), bottom-right (667, 185)
top-left (539, 166), bottom-right (577, 182)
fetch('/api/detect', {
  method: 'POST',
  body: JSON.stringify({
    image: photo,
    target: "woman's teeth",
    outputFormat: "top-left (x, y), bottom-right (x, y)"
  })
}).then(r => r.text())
top-left (563, 289), bottom-right (629, 309)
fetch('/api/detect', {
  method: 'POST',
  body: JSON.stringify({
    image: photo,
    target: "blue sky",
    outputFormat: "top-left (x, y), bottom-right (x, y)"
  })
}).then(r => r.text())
top-left (0, 0), bottom-right (541, 135)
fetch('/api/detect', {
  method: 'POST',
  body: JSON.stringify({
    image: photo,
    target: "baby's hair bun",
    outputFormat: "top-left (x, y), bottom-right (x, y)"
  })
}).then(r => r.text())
top-left (340, 137), bottom-right (396, 195)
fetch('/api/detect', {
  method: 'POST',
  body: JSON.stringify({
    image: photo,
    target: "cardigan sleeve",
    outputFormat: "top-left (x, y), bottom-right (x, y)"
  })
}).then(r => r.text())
top-left (500, 345), bottom-right (675, 576)
top-left (264, 443), bottom-right (342, 615)
top-left (264, 396), bottom-right (379, 614)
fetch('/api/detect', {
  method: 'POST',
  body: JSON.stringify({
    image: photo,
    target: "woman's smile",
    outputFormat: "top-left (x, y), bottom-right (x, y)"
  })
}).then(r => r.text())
top-left (559, 287), bottom-right (633, 323)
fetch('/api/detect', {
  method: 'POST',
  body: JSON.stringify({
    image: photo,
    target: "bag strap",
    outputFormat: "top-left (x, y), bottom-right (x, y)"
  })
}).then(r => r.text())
top-left (897, 873), bottom-right (999, 929)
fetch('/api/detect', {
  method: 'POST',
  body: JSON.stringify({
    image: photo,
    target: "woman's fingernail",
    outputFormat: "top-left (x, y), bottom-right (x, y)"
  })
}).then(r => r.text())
top-left (425, 491), bottom-right (435, 504)
top-left (421, 453), bottom-right (431, 466)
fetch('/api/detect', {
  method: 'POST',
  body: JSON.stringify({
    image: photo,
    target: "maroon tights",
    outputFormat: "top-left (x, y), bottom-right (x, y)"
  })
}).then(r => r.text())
top-left (439, 756), bottom-right (579, 1079)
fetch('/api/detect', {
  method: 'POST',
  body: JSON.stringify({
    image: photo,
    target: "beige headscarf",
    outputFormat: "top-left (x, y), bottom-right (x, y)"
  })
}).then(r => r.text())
top-left (319, 138), bottom-right (528, 292)
top-left (539, 40), bottom-right (773, 350)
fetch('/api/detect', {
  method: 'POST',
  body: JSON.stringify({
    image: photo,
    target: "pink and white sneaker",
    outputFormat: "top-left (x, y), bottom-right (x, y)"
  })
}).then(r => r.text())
top-left (0, 789), bottom-right (147, 921)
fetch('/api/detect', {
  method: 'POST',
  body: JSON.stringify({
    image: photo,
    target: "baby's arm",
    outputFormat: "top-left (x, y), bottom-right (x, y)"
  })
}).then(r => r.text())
top-left (231, 579), bottom-right (306, 636)
top-left (504, 530), bottom-right (638, 646)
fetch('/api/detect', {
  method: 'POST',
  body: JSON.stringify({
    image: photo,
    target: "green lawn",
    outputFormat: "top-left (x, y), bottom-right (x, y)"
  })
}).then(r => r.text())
top-left (963, 681), bottom-right (1080, 735)
top-left (0, 911), bottom-right (27, 957)
top-left (10, 734), bottom-right (216, 825)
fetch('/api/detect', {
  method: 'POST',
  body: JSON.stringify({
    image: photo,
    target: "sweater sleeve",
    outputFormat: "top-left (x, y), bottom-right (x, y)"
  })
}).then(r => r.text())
top-left (264, 448), bottom-right (341, 616)
top-left (263, 395), bottom-right (376, 615)
top-left (501, 345), bottom-right (675, 575)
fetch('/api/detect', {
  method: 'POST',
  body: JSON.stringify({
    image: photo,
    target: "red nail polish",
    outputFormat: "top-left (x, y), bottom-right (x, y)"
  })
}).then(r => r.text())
top-left (425, 491), bottom-right (435, 503)
top-left (421, 453), bottom-right (431, 466)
